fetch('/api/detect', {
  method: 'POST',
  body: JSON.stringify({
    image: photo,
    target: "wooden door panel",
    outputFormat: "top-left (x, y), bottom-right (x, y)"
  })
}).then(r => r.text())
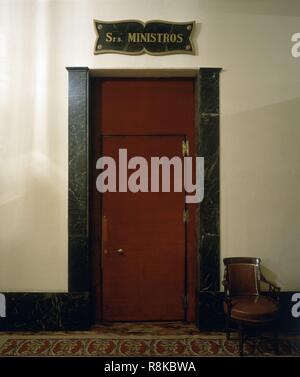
top-left (91, 78), bottom-right (196, 322)
top-left (100, 79), bottom-right (194, 135)
top-left (102, 136), bottom-right (185, 321)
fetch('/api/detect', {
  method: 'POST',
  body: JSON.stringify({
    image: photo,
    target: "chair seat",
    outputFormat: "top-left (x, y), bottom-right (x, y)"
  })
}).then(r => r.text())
top-left (224, 295), bottom-right (279, 323)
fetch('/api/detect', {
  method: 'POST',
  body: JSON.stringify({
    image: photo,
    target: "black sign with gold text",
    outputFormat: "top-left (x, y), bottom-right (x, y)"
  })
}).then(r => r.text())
top-left (94, 20), bottom-right (195, 55)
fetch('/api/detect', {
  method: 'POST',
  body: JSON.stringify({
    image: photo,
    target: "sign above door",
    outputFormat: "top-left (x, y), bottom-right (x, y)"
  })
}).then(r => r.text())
top-left (93, 20), bottom-right (195, 55)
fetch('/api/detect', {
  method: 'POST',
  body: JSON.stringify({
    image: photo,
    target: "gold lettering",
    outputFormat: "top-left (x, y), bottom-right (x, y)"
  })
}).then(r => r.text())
top-left (177, 33), bottom-right (183, 43)
top-left (128, 33), bottom-right (137, 43)
top-left (106, 32), bottom-right (113, 43)
top-left (140, 33), bottom-right (147, 43)
top-left (127, 31), bottom-right (184, 44)
top-left (170, 34), bottom-right (177, 43)
top-left (157, 33), bottom-right (164, 43)
top-left (163, 34), bottom-right (170, 43)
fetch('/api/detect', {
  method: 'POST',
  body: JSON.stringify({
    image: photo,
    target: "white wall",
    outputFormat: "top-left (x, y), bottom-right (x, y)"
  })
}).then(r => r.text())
top-left (0, 0), bottom-right (299, 291)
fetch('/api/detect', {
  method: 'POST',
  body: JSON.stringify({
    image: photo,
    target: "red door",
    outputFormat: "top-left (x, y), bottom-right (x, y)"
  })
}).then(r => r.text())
top-left (91, 78), bottom-right (196, 322)
top-left (102, 135), bottom-right (186, 321)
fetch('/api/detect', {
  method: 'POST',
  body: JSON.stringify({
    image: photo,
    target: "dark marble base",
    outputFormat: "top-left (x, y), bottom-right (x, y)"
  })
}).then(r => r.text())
top-left (276, 292), bottom-right (300, 332)
top-left (197, 69), bottom-right (221, 293)
top-left (0, 291), bottom-right (298, 332)
top-left (197, 291), bottom-right (300, 333)
top-left (0, 292), bottom-right (91, 331)
top-left (197, 291), bottom-right (225, 331)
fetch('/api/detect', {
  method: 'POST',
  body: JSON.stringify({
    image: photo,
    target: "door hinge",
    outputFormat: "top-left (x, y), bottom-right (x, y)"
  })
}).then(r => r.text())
top-left (183, 295), bottom-right (188, 309)
top-left (183, 208), bottom-right (189, 223)
top-left (182, 139), bottom-right (189, 157)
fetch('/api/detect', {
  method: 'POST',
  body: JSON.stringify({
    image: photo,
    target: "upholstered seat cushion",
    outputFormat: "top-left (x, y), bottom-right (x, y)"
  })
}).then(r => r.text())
top-left (224, 295), bottom-right (279, 322)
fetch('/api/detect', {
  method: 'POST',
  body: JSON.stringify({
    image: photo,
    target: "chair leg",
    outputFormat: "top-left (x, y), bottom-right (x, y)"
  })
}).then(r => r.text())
top-left (252, 329), bottom-right (258, 355)
top-left (238, 324), bottom-right (244, 356)
top-left (226, 315), bottom-right (230, 340)
top-left (273, 328), bottom-right (279, 354)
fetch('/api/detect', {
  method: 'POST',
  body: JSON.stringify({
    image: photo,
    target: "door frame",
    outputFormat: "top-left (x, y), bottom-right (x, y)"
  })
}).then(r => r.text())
top-left (66, 67), bottom-right (222, 328)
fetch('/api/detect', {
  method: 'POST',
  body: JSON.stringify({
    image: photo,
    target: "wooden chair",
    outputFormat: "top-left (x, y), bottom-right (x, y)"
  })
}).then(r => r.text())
top-left (222, 257), bottom-right (280, 356)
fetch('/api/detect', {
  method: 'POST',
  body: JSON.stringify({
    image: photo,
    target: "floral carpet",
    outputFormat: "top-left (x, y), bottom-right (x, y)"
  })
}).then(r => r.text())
top-left (0, 322), bottom-right (299, 357)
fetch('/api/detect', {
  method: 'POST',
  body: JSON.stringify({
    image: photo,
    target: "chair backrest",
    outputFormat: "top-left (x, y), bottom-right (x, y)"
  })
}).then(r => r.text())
top-left (223, 257), bottom-right (261, 296)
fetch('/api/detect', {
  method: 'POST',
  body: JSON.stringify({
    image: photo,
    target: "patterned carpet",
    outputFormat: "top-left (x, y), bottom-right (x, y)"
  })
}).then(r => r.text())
top-left (0, 322), bottom-right (299, 357)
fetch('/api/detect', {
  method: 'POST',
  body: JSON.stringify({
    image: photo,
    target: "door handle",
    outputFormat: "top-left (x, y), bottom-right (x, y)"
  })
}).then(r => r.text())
top-left (116, 248), bottom-right (125, 256)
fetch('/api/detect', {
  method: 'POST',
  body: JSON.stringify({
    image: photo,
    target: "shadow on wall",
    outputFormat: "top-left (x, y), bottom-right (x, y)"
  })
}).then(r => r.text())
top-left (221, 96), bottom-right (300, 291)
top-left (260, 265), bottom-right (278, 288)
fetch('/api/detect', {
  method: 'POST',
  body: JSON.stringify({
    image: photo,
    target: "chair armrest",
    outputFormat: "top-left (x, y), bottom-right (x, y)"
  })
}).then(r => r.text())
top-left (222, 280), bottom-right (233, 311)
top-left (222, 284), bottom-right (233, 316)
top-left (222, 280), bottom-right (231, 295)
top-left (260, 274), bottom-right (280, 302)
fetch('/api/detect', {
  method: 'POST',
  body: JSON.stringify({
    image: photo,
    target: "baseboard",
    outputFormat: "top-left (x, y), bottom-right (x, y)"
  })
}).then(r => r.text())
top-left (0, 290), bottom-right (298, 332)
top-left (0, 292), bottom-right (91, 331)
